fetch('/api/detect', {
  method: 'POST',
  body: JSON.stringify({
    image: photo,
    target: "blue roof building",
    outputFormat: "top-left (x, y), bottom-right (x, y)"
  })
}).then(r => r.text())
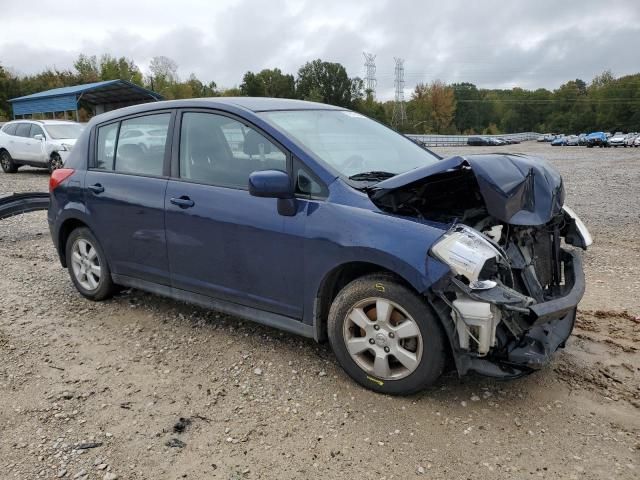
top-left (8, 79), bottom-right (163, 119)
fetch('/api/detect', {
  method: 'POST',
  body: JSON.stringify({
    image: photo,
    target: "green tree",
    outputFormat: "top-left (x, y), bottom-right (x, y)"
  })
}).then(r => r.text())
top-left (74, 54), bottom-right (99, 83)
top-left (296, 59), bottom-right (361, 108)
top-left (240, 68), bottom-right (295, 98)
top-left (98, 55), bottom-right (143, 85)
top-left (353, 91), bottom-right (388, 124)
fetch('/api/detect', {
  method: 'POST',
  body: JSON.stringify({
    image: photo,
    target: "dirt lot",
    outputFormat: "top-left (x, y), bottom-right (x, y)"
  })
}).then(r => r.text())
top-left (0, 142), bottom-right (638, 479)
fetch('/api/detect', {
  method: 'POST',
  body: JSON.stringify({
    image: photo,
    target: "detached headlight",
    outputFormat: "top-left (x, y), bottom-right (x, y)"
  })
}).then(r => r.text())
top-left (430, 225), bottom-right (505, 289)
top-left (562, 205), bottom-right (593, 248)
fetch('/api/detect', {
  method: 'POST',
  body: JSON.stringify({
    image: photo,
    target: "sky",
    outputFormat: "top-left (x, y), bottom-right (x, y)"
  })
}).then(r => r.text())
top-left (1, 0), bottom-right (639, 100)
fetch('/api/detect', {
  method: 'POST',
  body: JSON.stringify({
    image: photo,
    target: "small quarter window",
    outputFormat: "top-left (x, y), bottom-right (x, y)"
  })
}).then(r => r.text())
top-left (2, 123), bottom-right (17, 136)
top-left (294, 157), bottom-right (328, 198)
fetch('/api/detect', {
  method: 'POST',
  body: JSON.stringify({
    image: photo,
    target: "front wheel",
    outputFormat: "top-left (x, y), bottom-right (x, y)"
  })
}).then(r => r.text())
top-left (328, 274), bottom-right (446, 395)
top-left (0, 150), bottom-right (18, 173)
top-left (65, 227), bottom-right (116, 301)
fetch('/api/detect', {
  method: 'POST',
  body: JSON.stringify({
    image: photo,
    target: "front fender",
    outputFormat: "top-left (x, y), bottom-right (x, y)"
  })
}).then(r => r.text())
top-left (301, 200), bottom-right (450, 327)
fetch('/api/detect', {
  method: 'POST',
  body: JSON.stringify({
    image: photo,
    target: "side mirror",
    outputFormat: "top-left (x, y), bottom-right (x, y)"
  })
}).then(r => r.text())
top-left (248, 170), bottom-right (293, 199)
top-left (33, 134), bottom-right (45, 141)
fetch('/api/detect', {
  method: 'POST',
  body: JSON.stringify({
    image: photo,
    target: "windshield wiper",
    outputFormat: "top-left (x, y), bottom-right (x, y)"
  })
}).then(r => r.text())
top-left (348, 171), bottom-right (396, 182)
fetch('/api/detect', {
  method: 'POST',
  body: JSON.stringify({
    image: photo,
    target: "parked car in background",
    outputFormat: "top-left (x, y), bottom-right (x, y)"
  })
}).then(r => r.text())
top-left (623, 133), bottom-right (638, 147)
top-left (47, 97), bottom-right (591, 395)
top-left (565, 135), bottom-right (580, 146)
top-left (536, 135), bottom-right (545, 142)
top-left (0, 120), bottom-right (84, 173)
top-left (634, 135), bottom-right (640, 147)
top-left (467, 136), bottom-right (489, 146)
top-left (608, 132), bottom-right (627, 147)
top-left (543, 134), bottom-right (555, 142)
top-left (578, 133), bottom-right (588, 146)
top-left (585, 132), bottom-right (609, 148)
top-left (551, 135), bottom-right (566, 146)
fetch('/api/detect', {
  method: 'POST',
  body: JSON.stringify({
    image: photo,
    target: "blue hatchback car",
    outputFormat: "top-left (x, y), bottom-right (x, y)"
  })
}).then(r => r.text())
top-left (48, 98), bottom-right (592, 394)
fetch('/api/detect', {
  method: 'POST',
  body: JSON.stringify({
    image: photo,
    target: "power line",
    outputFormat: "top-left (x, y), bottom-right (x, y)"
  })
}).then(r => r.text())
top-left (363, 52), bottom-right (377, 97)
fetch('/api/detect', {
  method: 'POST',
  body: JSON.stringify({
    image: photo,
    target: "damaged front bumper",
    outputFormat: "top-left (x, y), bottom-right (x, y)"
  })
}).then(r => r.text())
top-left (431, 249), bottom-right (586, 379)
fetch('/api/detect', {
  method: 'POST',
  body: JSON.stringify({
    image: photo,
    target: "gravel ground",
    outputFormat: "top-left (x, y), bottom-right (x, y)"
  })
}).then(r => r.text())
top-left (0, 142), bottom-right (638, 479)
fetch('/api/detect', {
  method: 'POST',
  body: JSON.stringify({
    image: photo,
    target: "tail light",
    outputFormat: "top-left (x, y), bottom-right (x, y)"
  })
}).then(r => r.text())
top-left (49, 168), bottom-right (75, 192)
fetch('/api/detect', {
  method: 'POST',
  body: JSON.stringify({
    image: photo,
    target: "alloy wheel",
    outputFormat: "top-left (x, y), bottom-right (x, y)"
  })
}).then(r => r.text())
top-left (1, 153), bottom-right (10, 169)
top-left (343, 297), bottom-right (423, 380)
top-left (70, 238), bottom-right (101, 291)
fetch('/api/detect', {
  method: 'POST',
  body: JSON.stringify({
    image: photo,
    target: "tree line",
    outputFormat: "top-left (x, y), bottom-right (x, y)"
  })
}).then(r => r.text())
top-left (1, 53), bottom-right (639, 134)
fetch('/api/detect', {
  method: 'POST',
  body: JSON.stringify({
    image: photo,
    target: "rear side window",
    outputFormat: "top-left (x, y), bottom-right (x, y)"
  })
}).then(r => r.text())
top-left (15, 123), bottom-right (32, 137)
top-left (2, 123), bottom-right (17, 135)
top-left (115, 114), bottom-right (170, 176)
top-left (94, 113), bottom-right (171, 176)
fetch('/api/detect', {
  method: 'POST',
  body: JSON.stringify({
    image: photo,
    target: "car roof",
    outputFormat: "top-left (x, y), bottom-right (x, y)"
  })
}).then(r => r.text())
top-left (6, 119), bottom-right (79, 125)
top-left (88, 97), bottom-right (345, 126)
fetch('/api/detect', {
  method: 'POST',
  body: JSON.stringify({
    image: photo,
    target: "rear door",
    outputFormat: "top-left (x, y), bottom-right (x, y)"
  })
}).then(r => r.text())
top-left (85, 111), bottom-right (174, 285)
top-left (13, 123), bottom-right (32, 160)
top-left (164, 110), bottom-right (305, 318)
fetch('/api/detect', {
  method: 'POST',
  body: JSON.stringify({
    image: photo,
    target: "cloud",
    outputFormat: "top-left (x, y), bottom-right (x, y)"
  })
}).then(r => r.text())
top-left (1, 0), bottom-right (639, 99)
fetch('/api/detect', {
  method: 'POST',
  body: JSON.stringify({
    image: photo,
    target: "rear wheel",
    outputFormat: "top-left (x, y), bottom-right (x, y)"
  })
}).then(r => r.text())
top-left (328, 274), bottom-right (446, 395)
top-left (49, 153), bottom-right (64, 172)
top-left (0, 150), bottom-right (18, 173)
top-left (65, 227), bottom-right (116, 301)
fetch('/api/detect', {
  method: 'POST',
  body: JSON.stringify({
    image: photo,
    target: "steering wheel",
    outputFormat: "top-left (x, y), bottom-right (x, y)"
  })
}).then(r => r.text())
top-left (340, 155), bottom-right (365, 172)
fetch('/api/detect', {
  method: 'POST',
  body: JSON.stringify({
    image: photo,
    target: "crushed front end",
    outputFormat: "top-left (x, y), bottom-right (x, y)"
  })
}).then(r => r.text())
top-left (369, 154), bottom-right (592, 378)
top-left (428, 219), bottom-right (587, 378)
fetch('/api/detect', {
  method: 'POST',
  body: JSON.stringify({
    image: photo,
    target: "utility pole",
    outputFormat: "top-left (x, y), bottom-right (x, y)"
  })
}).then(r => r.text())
top-left (392, 57), bottom-right (407, 129)
top-left (363, 52), bottom-right (377, 98)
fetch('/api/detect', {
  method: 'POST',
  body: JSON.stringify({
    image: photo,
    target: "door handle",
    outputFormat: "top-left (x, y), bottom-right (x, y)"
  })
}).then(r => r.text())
top-left (88, 183), bottom-right (104, 194)
top-left (170, 196), bottom-right (195, 208)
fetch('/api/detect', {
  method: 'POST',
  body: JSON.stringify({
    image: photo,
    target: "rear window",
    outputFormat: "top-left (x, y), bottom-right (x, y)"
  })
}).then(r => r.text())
top-left (15, 123), bottom-right (32, 137)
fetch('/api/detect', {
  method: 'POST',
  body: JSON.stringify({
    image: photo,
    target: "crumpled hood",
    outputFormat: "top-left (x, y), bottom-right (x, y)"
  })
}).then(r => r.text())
top-left (371, 154), bottom-right (565, 226)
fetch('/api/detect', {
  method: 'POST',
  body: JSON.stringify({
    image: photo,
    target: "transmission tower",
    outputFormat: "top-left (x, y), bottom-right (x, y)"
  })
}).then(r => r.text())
top-left (392, 57), bottom-right (407, 128)
top-left (363, 52), bottom-right (377, 97)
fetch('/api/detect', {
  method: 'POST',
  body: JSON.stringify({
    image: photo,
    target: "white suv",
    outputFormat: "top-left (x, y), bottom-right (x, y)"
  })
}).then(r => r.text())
top-left (0, 120), bottom-right (84, 173)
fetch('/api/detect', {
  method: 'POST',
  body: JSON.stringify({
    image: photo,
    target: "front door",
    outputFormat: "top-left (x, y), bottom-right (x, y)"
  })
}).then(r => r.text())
top-left (85, 112), bottom-right (173, 285)
top-left (26, 124), bottom-right (47, 164)
top-left (165, 111), bottom-right (304, 318)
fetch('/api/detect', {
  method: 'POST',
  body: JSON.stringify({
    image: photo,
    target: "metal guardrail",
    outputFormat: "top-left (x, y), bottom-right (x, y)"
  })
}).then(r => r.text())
top-left (406, 132), bottom-right (541, 146)
top-left (0, 192), bottom-right (50, 220)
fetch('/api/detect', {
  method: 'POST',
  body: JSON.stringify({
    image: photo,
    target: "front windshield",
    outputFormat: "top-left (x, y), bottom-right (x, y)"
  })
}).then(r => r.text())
top-left (44, 124), bottom-right (84, 140)
top-left (259, 110), bottom-right (439, 178)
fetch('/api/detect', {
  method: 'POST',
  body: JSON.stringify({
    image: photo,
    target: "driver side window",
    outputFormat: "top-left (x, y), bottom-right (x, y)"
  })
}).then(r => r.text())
top-left (179, 112), bottom-right (287, 189)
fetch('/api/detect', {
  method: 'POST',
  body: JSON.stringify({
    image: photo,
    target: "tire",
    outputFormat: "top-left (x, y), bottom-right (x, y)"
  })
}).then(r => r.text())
top-left (0, 150), bottom-right (19, 173)
top-left (49, 152), bottom-right (64, 173)
top-left (327, 273), bottom-right (446, 395)
top-left (65, 227), bottom-right (116, 301)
